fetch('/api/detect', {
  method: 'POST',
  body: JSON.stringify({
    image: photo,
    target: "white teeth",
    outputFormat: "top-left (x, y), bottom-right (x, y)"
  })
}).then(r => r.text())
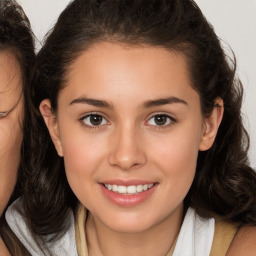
top-left (127, 185), bottom-right (136, 194)
top-left (136, 185), bottom-right (143, 192)
top-left (104, 183), bottom-right (154, 194)
top-left (112, 184), bottom-right (118, 192)
top-left (118, 185), bottom-right (127, 194)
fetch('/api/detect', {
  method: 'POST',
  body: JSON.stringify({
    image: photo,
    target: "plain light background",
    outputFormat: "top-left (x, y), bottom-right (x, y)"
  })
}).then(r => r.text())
top-left (17, 0), bottom-right (256, 168)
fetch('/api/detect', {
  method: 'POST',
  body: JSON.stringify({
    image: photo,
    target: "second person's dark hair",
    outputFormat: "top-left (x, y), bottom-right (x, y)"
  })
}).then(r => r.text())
top-left (0, 0), bottom-right (35, 255)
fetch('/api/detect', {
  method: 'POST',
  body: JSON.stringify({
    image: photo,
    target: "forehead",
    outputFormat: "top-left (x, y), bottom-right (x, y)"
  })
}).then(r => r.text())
top-left (62, 42), bottom-right (197, 100)
top-left (66, 42), bottom-right (193, 84)
top-left (68, 42), bottom-right (190, 71)
top-left (0, 50), bottom-right (22, 93)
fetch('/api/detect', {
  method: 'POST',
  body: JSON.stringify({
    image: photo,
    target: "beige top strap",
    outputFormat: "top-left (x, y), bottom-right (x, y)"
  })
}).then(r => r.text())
top-left (75, 204), bottom-right (88, 256)
top-left (75, 204), bottom-right (106, 256)
top-left (209, 220), bottom-right (238, 256)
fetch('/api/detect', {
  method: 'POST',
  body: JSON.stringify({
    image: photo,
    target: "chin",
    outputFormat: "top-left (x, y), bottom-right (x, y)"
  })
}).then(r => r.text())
top-left (103, 213), bottom-right (157, 234)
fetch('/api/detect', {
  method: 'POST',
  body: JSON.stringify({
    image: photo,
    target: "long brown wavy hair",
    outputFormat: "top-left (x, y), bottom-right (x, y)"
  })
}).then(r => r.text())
top-left (24, 0), bottom-right (256, 245)
top-left (0, 0), bottom-right (34, 255)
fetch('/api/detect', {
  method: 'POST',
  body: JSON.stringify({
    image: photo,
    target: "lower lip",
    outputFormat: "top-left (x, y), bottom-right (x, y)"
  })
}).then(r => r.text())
top-left (100, 184), bottom-right (158, 207)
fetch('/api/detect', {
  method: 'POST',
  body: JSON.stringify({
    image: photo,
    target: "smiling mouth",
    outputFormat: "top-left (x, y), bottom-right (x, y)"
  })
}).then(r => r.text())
top-left (103, 183), bottom-right (155, 195)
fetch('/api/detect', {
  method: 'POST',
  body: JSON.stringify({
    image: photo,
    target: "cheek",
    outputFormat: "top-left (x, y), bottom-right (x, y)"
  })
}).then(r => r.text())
top-left (62, 132), bottom-right (105, 172)
top-left (149, 121), bottom-right (202, 168)
top-left (154, 137), bottom-right (198, 184)
top-left (60, 129), bottom-right (107, 196)
top-left (0, 119), bottom-right (23, 215)
top-left (148, 123), bottom-right (202, 199)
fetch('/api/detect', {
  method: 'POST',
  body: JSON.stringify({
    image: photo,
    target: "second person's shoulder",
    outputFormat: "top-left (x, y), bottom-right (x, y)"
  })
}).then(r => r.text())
top-left (227, 225), bottom-right (256, 256)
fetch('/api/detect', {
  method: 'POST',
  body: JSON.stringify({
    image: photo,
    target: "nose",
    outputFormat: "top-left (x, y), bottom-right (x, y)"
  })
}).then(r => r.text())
top-left (108, 124), bottom-right (147, 170)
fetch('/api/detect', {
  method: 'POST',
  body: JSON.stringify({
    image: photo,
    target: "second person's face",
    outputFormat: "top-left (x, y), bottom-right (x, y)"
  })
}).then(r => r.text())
top-left (0, 51), bottom-right (23, 215)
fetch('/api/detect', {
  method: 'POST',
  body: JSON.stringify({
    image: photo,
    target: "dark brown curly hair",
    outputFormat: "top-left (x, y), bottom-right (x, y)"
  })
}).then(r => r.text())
top-left (0, 0), bottom-right (34, 255)
top-left (24, 0), bottom-right (256, 245)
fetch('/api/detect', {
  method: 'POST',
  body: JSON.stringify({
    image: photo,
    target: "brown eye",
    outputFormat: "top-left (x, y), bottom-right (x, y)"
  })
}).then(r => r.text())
top-left (81, 114), bottom-right (108, 127)
top-left (90, 115), bottom-right (103, 126)
top-left (147, 114), bottom-right (174, 127)
top-left (154, 115), bottom-right (168, 126)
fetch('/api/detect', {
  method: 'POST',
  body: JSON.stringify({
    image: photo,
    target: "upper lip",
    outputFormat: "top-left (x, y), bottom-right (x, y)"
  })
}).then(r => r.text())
top-left (100, 179), bottom-right (157, 186)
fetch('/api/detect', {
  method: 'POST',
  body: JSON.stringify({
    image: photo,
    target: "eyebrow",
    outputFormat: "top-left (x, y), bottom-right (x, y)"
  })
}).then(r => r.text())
top-left (143, 97), bottom-right (188, 108)
top-left (69, 96), bottom-right (188, 109)
top-left (69, 97), bottom-right (113, 108)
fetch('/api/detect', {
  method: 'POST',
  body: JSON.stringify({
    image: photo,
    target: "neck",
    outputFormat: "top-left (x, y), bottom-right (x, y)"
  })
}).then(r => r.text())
top-left (0, 236), bottom-right (11, 256)
top-left (87, 205), bottom-right (183, 256)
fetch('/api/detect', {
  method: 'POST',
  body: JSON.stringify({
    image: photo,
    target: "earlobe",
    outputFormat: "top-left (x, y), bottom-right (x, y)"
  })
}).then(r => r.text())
top-left (39, 99), bottom-right (64, 157)
top-left (199, 98), bottom-right (224, 151)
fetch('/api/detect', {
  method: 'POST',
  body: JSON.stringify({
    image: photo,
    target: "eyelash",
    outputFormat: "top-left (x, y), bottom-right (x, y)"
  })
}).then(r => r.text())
top-left (80, 112), bottom-right (109, 129)
top-left (0, 112), bottom-right (8, 118)
top-left (79, 112), bottom-right (176, 130)
top-left (146, 113), bottom-right (176, 129)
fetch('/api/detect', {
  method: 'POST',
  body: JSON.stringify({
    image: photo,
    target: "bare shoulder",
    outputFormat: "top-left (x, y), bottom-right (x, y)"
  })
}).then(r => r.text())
top-left (227, 225), bottom-right (256, 256)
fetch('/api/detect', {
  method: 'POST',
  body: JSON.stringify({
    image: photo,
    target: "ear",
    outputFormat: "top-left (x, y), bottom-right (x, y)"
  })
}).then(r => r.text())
top-left (199, 98), bottom-right (224, 151)
top-left (39, 99), bottom-right (64, 157)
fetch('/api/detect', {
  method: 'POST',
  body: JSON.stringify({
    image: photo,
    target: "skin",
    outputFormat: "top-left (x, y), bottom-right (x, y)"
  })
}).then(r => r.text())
top-left (41, 42), bottom-right (223, 256)
top-left (227, 226), bottom-right (256, 255)
top-left (0, 238), bottom-right (10, 256)
top-left (0, 51), bottom-right (23, 255)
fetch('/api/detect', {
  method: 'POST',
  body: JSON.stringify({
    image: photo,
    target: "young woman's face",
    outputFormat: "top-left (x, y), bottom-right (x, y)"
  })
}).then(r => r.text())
top-left (42, 42), bottom-right (220, 233)
top-left (0, 51), bottom-right (23, 215)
